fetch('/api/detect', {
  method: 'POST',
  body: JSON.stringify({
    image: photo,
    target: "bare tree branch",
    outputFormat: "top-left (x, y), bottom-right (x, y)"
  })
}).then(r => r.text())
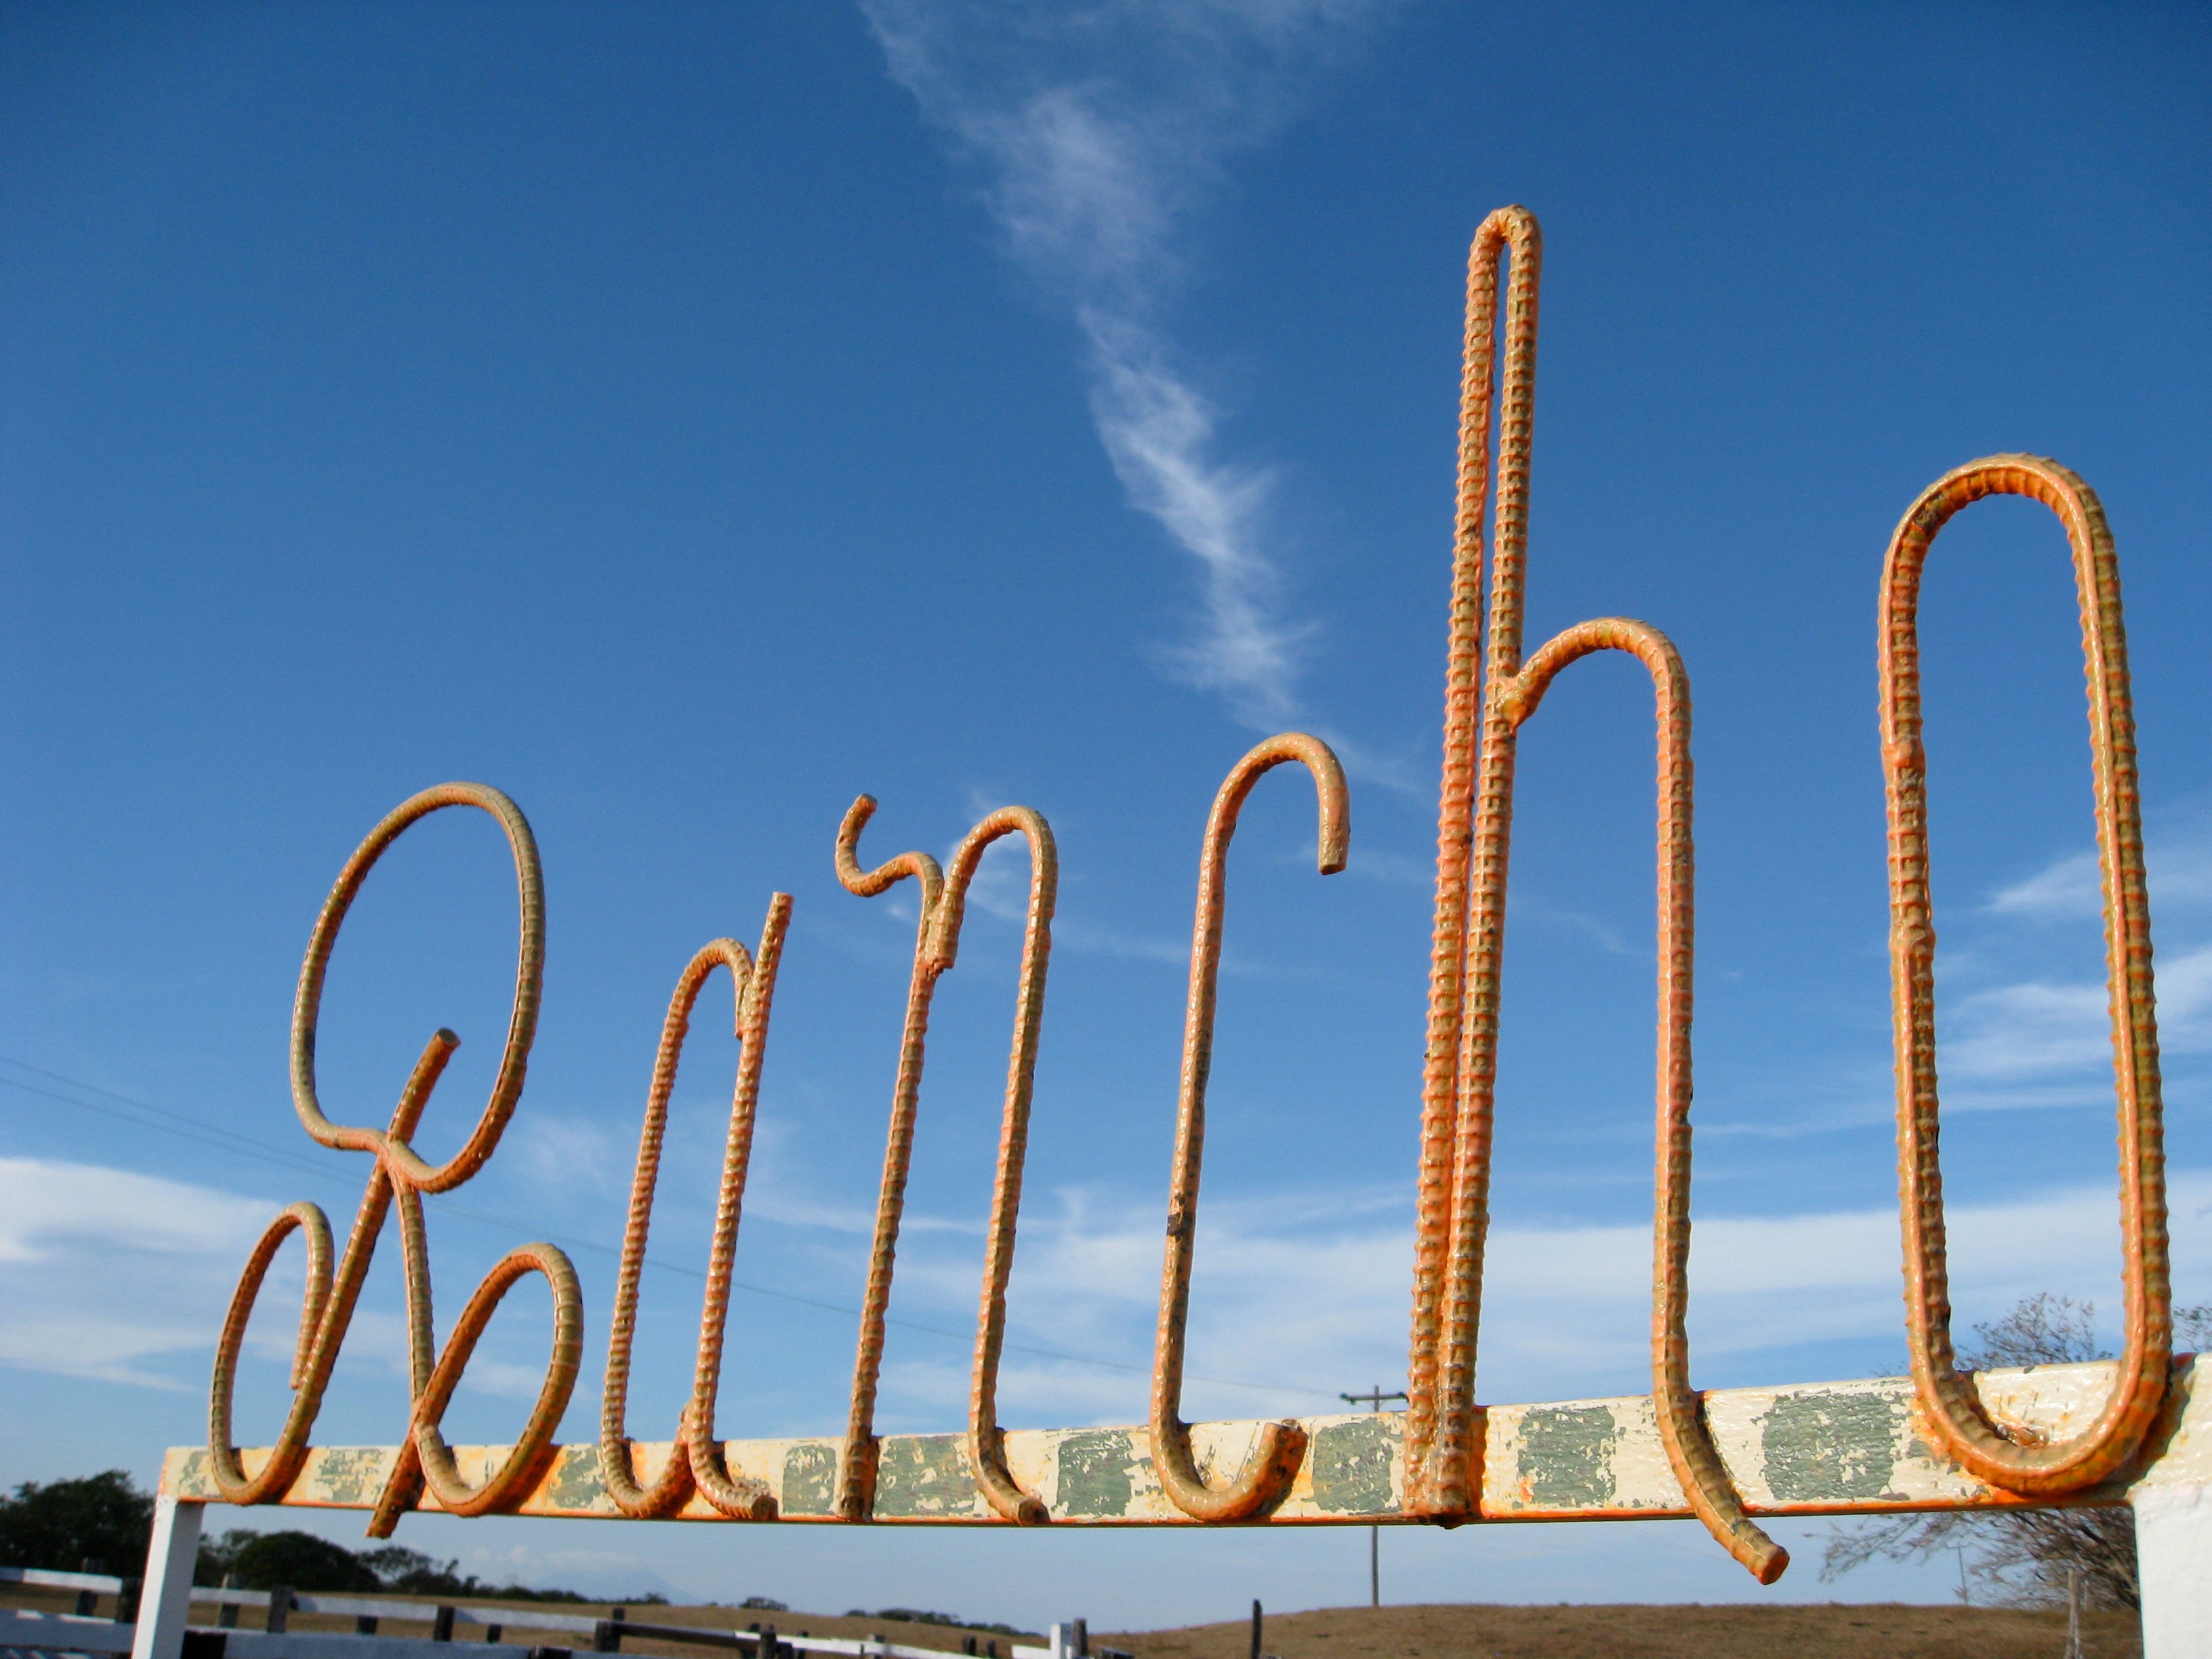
top-left (1819, 1296), bottom-right (2212, 1610)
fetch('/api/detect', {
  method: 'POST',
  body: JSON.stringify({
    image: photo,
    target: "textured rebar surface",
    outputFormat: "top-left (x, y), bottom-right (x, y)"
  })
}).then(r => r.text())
top-left (834, 796), bottom-right (1060, 1524)
top-left (599, 908), bottom-right (791, 1523)
top-left (1408, 203), bottom-right (1540, 1521)
top-left (1504, 619), bottom-right (1784, 1582)
top-left (1880, 455), bottom-right (2171, 1494)
top-left (687, 898), bottom-right (792, 1519)
top-left (206, 785), bottom-right (582, 1539)
top-left (187, 213), bottom-right (2179, 1566)
top-left (1149, 733), bottom-right (1348, 1522)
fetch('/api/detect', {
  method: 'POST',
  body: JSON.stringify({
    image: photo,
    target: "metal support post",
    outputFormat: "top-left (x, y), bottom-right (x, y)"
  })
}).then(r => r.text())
top-left (1340, 1387), bottom-right (1406, 1607)
top-left (129, 1496), bottom-right (203, 1659)
top-left (2135, 1483), bottom-right (2211, 1659)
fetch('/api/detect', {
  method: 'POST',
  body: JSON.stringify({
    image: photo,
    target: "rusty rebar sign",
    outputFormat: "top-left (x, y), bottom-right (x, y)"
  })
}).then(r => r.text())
top-left (178, 208), bottom-right (2192, 1583)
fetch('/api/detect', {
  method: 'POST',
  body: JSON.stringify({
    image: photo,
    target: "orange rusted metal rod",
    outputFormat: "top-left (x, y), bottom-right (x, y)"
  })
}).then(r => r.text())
top-left (1504, 619), bottom-right (1786, 1584)
top-left (937, 809), bottom-right (1059, 1526)
top-left (832, 796), bottom-right (949, 1521)
top-left (600, 902), bottom-right (792, 1521)
top-left (1150, 732), bottom-right (1348, 1523)
top-left (1408, 203), bottom-right (1540, 1521)
top-left (290, 785), bottom-right (544, 1195)
top-left (833, 796), bottom-right (1060, 1523)
top-left (373, 1233), bottom-right (582, 1534)
top-left (1881, 455), bottom-right (2171, 1495)
top-left (208, 785), bottom-right (583, 1540)
top-left (687, 897), bottom-right (793, 1519)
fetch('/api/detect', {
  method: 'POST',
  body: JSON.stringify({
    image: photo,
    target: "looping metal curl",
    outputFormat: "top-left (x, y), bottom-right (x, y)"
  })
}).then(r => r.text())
top-left (1149, 732), bottom-right (1348, 1523)
top-left (1401, 207), bottom-right (1778, 1580)
top-left (291, 783), bottom-right (544, 1194)
top-left (1881, 455), bottom-right (2170, 1496)
top-left (1504, 619), bottom-right (1786, 1584)
top-left (835, 796), bottom-right (1059, 1525)
top-left (207, 785), bottom-right (582, 1536)
top-left (599, 899), bottom-right (793, 1521)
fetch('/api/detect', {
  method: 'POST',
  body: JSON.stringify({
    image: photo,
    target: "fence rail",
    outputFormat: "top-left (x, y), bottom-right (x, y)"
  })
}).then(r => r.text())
top-left (2, 1580), bottom-right (1059, 1659)
top-left (0, 1574), bottom-right (127, 1596)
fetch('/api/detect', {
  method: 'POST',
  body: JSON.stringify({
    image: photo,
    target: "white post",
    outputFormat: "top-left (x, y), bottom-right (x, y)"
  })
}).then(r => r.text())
top-left (130, 1496), bottom-right (203, 1659)
top-left (2135, 1483), bottom-right (2211, 1659)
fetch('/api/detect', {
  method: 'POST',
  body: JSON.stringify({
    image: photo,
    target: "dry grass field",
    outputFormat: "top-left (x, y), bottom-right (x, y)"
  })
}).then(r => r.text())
top-left (3, 1587), bottom-right (2144, 1659)
top-left (1097, 1601), bottom-right (2142, 1659)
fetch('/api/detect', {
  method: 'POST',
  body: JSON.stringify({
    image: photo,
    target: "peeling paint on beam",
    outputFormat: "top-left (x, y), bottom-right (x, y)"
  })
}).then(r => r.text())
top-left (165, 1357), bottom-right (2206, 1528)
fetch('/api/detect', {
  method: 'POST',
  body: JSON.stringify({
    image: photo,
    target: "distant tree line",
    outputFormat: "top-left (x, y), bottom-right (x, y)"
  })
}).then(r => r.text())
top-left (0, 1473), bottom-right (665, 1602)
top-left (193, 1528), bottom-right (668, 1602)
top-left (848, 1610), bottom-right (1036, 1639)
top-left (0, 1471), bottom-right (151, 1578)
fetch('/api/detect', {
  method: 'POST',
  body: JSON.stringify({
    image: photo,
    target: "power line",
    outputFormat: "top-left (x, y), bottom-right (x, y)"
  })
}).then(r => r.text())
top-left (0, 1054), bottom-right (1338, 1401)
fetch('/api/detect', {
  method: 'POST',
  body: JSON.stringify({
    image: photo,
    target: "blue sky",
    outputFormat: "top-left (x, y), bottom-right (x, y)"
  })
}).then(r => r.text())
top-left (2, 0), bottom-right (2209, 1630)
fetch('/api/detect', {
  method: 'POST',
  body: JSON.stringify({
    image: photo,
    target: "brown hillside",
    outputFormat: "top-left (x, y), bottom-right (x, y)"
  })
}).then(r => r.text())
top-left (4, 1588), bottom-right (2144, 1659)
top-left (1098, 1602), bottom-right (2142, 1659)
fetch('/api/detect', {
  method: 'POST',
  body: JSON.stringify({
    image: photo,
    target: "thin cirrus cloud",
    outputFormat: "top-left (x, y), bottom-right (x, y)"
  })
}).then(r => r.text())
top-left (863, 0), bottom-right (1384, 733)
top-left (1945, 823), bottom-right (2212, 1090)
top-left (0, 1154), bottom-right (278, 1389)
top-left (888, 1169), bottom-right (2212, 1426)
top-left (1986, 816), bottom-right (2212, 920)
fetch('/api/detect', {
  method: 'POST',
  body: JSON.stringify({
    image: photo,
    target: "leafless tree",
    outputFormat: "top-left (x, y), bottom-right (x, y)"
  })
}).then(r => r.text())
top-left (1820, 1294), bottom-right (2212, 1610)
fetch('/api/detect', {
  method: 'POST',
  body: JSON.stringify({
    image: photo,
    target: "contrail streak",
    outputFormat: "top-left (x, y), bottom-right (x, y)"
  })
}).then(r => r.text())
top-left (864, 0), bottom-right (1378, 728)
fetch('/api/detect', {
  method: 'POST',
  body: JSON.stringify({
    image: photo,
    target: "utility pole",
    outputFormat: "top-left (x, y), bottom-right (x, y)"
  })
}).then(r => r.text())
top-left (1340, 1386), bottom-right (1409, 1609)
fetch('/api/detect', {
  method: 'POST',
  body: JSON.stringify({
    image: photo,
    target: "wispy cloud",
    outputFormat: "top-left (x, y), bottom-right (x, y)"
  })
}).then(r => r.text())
top-left (1988, 815), bottom-right (2212, 920)
top-left (18, 1149), bottom-right (2208, 1442)
top-left (1924, 819), bottom-right (2212, 1090)
top-left (0, 1155), bottom-right (274, 1387)
top-left (893, 1170), bottom-right (2212, 1425)
top-left (1986, 848), bottom-right (2104, 920)
top-left (864, 0), bottom-right (1382, 729)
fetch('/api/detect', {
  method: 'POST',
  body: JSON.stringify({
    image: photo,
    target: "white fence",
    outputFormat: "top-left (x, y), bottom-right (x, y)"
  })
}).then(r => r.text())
top-left (1, 1563), bottom-right (1109, 1659)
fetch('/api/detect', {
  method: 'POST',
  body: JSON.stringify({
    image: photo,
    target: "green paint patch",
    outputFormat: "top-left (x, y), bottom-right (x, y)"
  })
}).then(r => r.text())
top-left (781, 1443), bottom-right (838, 1517)
top-left (317, 1448), bottom-right (393, 1508)
top-left (172, 1450), bottom-right (215, 1499)
top-left (1053, 1431), bottom-right (1140, 1518)
top-left (1519, 1406), bottom-right (1618, 1508)
top-left (1310, 1418), bottom-right (1397, 1515)
top-left (872, 1435), bottom-right (972, 1519)
top-left (543, 1446), bottom-right (606, 1513)
top-left (1761, 1390), bottom-right (1908, 1502)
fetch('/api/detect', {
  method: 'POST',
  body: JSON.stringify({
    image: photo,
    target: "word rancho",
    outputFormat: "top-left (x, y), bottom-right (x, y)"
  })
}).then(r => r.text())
top-left (126, 209), bottom-right (2207, 1658)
